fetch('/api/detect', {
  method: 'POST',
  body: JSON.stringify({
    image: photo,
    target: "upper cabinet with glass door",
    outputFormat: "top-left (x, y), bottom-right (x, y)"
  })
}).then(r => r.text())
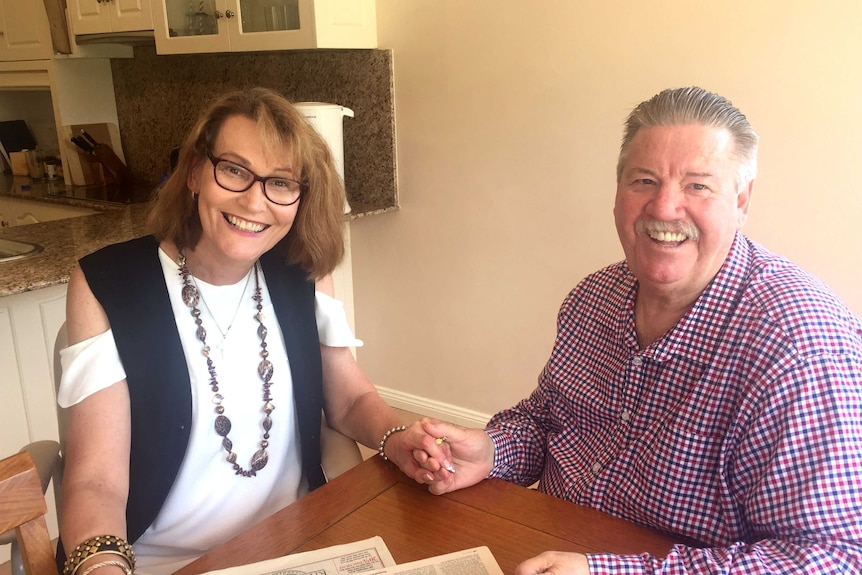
top-left (68, 0), bottom-right (154, 36)
top-left (152, 0), bottom-right (376, 54)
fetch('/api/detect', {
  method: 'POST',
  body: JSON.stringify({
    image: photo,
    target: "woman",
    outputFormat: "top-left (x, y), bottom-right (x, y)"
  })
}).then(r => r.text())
top-left (57, 88), bottom-right (439, 575)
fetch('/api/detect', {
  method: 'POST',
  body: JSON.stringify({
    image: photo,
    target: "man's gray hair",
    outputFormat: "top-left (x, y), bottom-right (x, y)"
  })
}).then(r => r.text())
top-left (616, 87), bottom-right (759, 190)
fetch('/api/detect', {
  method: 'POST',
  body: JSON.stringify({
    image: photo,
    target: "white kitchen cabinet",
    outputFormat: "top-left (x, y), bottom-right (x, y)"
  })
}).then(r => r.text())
top-left (0, 0), bottom-right (55, 61)
top-left (68, 0), bottom-right (154, 36)
top-left (152, 0), bottom-right (375, 54)
top-left (0, 284), bottom-right (65, 461)
top-left (0, 283), bottom-right (66, 564)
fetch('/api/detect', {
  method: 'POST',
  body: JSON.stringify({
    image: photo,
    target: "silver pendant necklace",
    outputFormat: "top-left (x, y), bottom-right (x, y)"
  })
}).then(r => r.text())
top-left (178, 252), bottom-right (274, 476)
top-left (192, 269), bottom-right (252, 340)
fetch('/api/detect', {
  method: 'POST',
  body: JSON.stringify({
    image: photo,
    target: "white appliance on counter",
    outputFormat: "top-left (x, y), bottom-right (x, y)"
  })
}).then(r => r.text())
top-left (293, 102), bottom-right (353, 213)
top-left (293, 101), bottom-right (358, 344)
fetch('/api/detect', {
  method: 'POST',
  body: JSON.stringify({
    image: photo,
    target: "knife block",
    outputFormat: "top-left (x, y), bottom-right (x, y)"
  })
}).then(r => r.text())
top-left (92, 144), bottom-right (133, 184)
top-left (63, 123), bottom-right (127, 186)
top-left (72, 148), bottom-right (106, 185)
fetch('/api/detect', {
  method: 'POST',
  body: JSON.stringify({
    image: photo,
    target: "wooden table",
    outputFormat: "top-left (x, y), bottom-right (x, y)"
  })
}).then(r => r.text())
top-left (175, 457), bottom-right (681, 575)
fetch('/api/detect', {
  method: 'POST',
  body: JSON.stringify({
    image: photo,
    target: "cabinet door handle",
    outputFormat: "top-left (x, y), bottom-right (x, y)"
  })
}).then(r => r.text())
top-left (214, 10), bottom-right (223, 19)
top-left (225, 9), bottom-right (235, 18)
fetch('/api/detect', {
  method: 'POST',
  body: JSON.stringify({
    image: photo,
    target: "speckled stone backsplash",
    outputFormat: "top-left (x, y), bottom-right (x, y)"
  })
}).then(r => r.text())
top-left (110, 46), bottom-right (397, 215)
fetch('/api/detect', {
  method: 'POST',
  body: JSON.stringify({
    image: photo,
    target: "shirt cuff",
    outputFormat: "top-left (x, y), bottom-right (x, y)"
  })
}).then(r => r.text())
top-left (587, 552), bottom-right (654, 573)
top-left (484, 428), bottom-right (510, 478)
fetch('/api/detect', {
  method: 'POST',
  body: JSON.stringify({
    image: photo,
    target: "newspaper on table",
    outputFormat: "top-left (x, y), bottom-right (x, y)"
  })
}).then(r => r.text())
top-left (367, 546), bottom-right (503, 575)
top-left (199, 537), bottom-right (396, 575)
top-left (198, 537), bottom-right (503, 575)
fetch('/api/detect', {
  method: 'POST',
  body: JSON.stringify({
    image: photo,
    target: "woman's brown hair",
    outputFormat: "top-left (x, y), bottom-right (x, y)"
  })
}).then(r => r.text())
top-left (147, 87), bottom-right (345, 279)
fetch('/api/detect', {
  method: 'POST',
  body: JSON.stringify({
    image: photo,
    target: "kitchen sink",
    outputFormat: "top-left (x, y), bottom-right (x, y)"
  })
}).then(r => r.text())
top-left (0, 238), bottom-right (43, 262)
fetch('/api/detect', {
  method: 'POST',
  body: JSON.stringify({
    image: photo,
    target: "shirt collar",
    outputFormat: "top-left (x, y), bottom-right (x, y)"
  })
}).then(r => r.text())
top-left (627, 232), bottom-right (752, 365)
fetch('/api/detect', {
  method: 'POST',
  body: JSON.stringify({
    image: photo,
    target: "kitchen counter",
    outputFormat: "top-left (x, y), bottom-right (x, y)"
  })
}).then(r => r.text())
top-left (0, 175), bottom-right (154, 296)
top-left (0, 178), bottom-right (394, 297)
top-left (0, 200), bottom-right (151, 297)
top-left (0, 174), bottom-right (155, 206)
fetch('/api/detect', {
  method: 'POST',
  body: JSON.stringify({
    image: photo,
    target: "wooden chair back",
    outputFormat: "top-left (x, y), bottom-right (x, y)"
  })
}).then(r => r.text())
top-left (0, 451), bottom-right (56, 575)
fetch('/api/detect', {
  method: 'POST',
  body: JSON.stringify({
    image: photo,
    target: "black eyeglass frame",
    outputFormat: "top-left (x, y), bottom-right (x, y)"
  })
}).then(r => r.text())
top-left (206, 150), bottom-right (307, 206)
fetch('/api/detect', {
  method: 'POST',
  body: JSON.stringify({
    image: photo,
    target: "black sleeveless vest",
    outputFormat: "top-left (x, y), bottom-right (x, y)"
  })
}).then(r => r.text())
top-left (76, 235), bottom-right (326, 542)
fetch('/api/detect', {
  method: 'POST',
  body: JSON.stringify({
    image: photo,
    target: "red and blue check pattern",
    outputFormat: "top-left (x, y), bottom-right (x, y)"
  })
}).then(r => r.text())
top-left (487, 233), bottom-right (862, 574)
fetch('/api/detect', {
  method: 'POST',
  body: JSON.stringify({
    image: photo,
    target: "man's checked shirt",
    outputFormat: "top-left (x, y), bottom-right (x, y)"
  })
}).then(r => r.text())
top-left (487, 233), bottom-right (862, 574)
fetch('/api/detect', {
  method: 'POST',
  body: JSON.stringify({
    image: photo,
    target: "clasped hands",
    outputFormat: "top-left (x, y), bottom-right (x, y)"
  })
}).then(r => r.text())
top-left (383, 417), bottom-right (492, 495)
top-left (384, 418), bottom-right (590, 575)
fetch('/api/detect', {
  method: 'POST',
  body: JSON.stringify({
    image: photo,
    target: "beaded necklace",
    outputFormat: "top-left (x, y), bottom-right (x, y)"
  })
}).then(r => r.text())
top-left (178, 252), bottom-right (274, 476)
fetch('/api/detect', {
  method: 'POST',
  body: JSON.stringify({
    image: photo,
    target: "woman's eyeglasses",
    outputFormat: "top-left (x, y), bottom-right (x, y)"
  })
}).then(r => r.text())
top-left (206, 151), bottom-right (306, 206)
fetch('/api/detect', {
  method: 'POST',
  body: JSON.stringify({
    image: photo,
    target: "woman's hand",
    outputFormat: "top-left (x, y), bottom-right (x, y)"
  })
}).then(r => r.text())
top-left (385, 418), bottom-right (495, 494)
top-left (514, 552), bottom-right (590, 575)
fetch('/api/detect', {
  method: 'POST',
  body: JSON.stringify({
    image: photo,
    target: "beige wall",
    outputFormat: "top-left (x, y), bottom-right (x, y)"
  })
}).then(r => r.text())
top-left (351, 0), bottom-right (862, 421)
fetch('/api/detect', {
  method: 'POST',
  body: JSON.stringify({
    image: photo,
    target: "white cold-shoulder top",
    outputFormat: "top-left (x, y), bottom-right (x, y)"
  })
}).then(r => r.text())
top-left (58, 248), bottom-right (363, 575)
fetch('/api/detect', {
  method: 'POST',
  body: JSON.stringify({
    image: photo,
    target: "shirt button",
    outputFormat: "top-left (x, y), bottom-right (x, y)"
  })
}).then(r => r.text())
top-left (591, 462), bottom-right (601, 473)
top-left (621, 409), bottom-right (631, 422)
top-left (632, 356), bottom-right (643, 366)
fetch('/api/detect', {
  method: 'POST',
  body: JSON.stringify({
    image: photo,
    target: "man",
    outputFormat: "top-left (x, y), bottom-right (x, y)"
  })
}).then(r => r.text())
top-left (407, 87), bottom-right (862, 573)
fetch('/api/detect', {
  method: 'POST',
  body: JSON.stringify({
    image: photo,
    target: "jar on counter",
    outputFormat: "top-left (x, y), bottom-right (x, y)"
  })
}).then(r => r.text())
top-left (44, 156), bottom-right (60, 180)
top-left (25, 149), bottom-right (46, 179)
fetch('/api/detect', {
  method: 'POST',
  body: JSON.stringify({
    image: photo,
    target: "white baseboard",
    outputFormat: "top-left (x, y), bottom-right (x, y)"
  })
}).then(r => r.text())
top-left (376, 385), bottom-right (492, 428)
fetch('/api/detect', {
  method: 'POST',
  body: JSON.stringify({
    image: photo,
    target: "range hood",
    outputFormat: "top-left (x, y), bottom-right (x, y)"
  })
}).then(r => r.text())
top-left (74, 31), bottom-right (155, 45)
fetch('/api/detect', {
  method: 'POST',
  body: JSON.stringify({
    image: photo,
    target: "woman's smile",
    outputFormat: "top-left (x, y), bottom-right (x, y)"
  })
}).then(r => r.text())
top-left (223, 212), bottom-right (270, 234)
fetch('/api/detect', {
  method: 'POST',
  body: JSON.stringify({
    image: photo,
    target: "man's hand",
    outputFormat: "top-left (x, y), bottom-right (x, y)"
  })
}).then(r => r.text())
top-left (387, 418), bottom-right (494, 494)
top-left (515, 551), bottom-right (590, 575)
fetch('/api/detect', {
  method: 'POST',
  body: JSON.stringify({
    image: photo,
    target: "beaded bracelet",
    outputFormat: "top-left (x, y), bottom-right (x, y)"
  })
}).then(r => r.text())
top-left (378, 425), bottom-right (407, 461)
top-left (70, 551), bottom-right (133, 575)
top-left (79, 560), bottom-right (133, 575)
top-left (63, 535), bottom-right (136, 575)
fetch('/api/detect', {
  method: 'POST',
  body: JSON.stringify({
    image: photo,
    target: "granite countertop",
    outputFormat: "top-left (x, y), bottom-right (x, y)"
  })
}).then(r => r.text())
top-left (0, 181), bottom-right (394, 297)
top-left (0, 175), bottom-right (155, 296)
top-left (0, 201), bottom-right (152, 297)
